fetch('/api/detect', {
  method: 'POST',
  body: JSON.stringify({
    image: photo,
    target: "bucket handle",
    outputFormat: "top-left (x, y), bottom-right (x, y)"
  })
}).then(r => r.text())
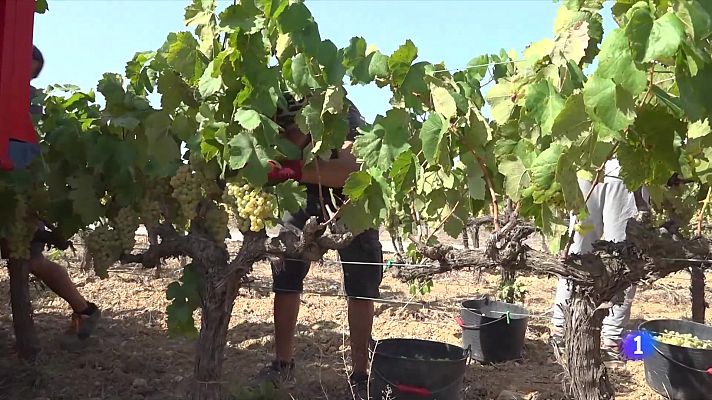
top-left (371, 367), bottom-right (464, 396)
top-left (650, 343), bottom-right (712, 375)
top-left (456, 315), bottom-right (506, 330)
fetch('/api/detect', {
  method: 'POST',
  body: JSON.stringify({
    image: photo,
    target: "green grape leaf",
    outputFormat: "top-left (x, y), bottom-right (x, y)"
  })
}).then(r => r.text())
top-left (530, 144), bottom-right (565, 203)
top-left (419, 113), bottom-right (448, 166)
top-left (626, 7), bottom-right (685, 63)
top-left (343, 172), bottom-right (372, 201)
top-left (678, 0), bottom-right (712, 41)
top-left (273, 181), bottom-right (306, 214)
top-left (317, 40), bottom-right (346, 86)
top-left (290, 53), bottom-right (321, 91)
top-left (525, 80), bottom-right (565, 136)
top-left (461, 108), bottom-right (491, 149)
top-left (522, 39), bottom-right (555, 68)
top-left (459, 152), bottom-right (486, 200)
top-left (556, 150), bottom-right (585, 212)
top-left (352, 109), bottom-right (411, 171)
top-left (157, 71), bottom-right (198, 111)
top-left (485, 79), bottom-right (518, 125)
top-left (145, 112), bottom-right (181, 171)
top-left (234, 109), bottom-right (262, 131)
top-left (552, 92), bottom-right (591, 142)
top-left (339, 168), bottom-right (389, 234)
top-left (126, 51), bottom-right (157, 95)
top-left (388, 40), bottom-right (418, 86)
top-left (689, 119), bottom-right (711, 139)
top-left (220, 2), bottom-right (263, 33)
top-left (66, 175), bottom-right (104, 225)
top-left (369, 51), bottom-right (390, 79)
top-left (431, 86), bottom-right (457, 120)
top-left (322, 86), bottom-right (344, 115)
top-left (184, 0), bottom-right (216, 26)
top-left (198, 61), bottom-right (223, 98)
top-left (227, 133), bottom-right (270, 185)
top-left (583, 76), bottom-right (635, 140)
top-left (551, 20), bottom-right (590, 66)
top-left (97, 73), bottom-right (126, 105)
top-left (499, 157), bottom-right (529, 202)
top-left (277, 1), bottom-right (313, 33)
top-left (677, 62), bottom-right (712, 122)
top-left (443, 212), bottom-right (465, 239)
top-left (389, 150), bottom-right (418, 193)
top-left (595, 29), bottom-right (647, 97)
top-left (156, 32), bottom-right (206, 83)
top-left (256, 0), bottom-right (288, 18)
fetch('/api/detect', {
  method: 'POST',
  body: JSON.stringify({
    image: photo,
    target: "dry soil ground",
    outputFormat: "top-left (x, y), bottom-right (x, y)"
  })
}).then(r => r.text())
top-left (1, 237), bottom-right (711, 400)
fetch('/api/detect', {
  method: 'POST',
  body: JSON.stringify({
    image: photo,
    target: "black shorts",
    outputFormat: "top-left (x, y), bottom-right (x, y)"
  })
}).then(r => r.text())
top-left (0, 223), bottom-right (46, 260)
top-left (271, 207), bottom-right (384, 299)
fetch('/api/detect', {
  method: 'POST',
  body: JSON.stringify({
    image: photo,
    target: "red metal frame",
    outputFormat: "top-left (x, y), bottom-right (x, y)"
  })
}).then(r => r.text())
top-left (0, 0), bottom-right (37, 171)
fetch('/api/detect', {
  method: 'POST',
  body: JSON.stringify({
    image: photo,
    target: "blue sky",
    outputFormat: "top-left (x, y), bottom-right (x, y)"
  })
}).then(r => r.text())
top-left (32, 0), bottom-right (615, 121)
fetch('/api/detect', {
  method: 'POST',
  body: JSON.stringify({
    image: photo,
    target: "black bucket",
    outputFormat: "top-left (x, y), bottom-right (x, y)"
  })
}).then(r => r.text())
top-left (458, 296), bottom-right (529, 363)
top-left (369, 338), bottom-right (468, 400)
top-left (639, 319), bottom-right (712, 400)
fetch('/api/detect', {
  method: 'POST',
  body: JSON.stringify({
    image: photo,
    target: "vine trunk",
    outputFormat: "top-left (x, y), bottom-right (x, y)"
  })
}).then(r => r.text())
top-left (8, 258), bottom-right (39, 360)
top-left (564, 291), bottom-right (614, 400)
top-left (192, 262), bottom-right (241, 400)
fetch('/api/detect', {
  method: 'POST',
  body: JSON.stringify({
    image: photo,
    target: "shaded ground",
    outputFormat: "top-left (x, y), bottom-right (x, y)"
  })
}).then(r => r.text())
top-left (1, 241), bottom-right (711, 400)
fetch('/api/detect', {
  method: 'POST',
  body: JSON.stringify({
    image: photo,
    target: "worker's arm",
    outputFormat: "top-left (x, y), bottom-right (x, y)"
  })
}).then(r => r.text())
top-left (299, 142), bottom-right (359, 188)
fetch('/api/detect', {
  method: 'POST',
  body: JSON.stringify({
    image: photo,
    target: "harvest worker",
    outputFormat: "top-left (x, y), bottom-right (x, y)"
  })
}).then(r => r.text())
top-left (550, 158), bottom-right (649, 365)
top-left (0, 45), bottom-right (101, 341)
top-left (252, 93), bottom-right (383, 396)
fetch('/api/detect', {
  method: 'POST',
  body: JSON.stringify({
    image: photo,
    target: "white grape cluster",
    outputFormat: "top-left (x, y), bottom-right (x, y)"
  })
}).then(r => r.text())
top-left (170, 165), bottom-right (206, 221)
top-left (112, 207), bottom-right (139, 253)
top-left (139, 200), bottom-right (162, 227)
top-left (5, 194), bottom-right (37, 260)
top-left (222, 182), bottom-right (275, 232)
top-left (85, 225), bottom-right (122, 272)
top-left (204, 204), bottom-right (229, 245)
top-left (656, 330), bottom-right (712, 349)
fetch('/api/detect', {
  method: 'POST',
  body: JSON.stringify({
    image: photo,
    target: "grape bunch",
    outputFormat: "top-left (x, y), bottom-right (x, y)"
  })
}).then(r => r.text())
top-left (112, 207), bottom-right (139, 253)
top-left (4, 194), bottom-right (37, 260)
top-left (655, 330), bottom-right (712, 350)
top-left (139, 200), bottom-right (162, 227)
top-left (170, 165), bottom-right (206, 221)
top-left (85, 225), bottom-right (122, 274)
top-left (204, 204), bottom-right (229, 245)
top-left (222, 182), bottom-right (275, 232)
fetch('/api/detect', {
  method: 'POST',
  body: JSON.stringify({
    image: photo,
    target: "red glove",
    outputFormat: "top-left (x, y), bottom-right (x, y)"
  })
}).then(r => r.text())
top-left (267, 160), bottom-right (303, 182)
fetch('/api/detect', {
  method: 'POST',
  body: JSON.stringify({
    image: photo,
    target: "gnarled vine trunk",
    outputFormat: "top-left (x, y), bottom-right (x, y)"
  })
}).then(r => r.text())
top-left (565, 291), bottom-right (614, 400)
top-left (193, 268), bottom-right (240, 400)
top-left (8, 259), bottom-right (39, 360)
top-left (690, 266), bottom-right (706, 323)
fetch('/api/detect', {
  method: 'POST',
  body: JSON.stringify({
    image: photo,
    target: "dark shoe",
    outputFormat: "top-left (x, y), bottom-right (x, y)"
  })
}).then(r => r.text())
top-left (251, 360), bottom-right (295, 389)
top-left (69, 302), bottom-right (101, 340)
top-left (349, 371), bottom-right (369, 400)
